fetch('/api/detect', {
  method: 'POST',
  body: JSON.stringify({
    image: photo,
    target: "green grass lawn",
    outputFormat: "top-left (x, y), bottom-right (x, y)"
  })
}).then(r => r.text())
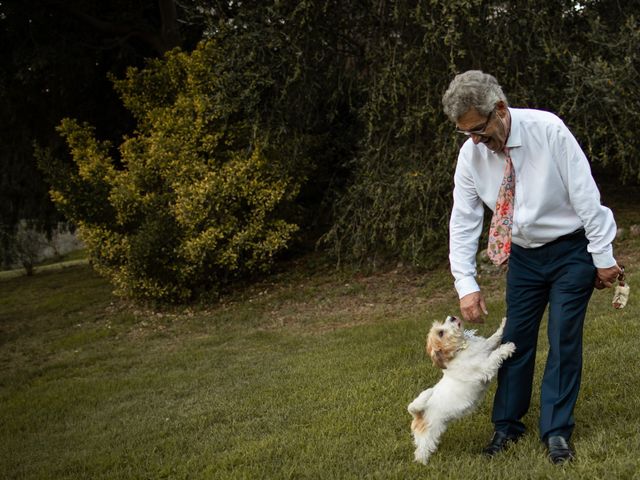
top-left (2, 209), bottom-right (640, 478)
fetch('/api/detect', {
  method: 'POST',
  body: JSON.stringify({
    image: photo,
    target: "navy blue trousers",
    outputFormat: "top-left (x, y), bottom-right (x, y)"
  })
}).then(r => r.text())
top-left (491, 230), bottom-right (596, 441)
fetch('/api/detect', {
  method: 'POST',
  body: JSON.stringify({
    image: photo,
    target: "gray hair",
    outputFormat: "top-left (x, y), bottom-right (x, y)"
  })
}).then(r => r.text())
top-left (442, 70), bottom-right (508, 122)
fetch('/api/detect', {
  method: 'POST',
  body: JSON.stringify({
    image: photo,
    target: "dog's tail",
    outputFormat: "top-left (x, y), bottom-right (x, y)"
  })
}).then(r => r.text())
top-left (411, 411), bottom-right (428, 434)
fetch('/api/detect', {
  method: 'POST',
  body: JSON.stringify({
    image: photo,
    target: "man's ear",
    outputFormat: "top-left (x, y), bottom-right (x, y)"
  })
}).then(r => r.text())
top-left (495, 100), bottom-right (509, 116)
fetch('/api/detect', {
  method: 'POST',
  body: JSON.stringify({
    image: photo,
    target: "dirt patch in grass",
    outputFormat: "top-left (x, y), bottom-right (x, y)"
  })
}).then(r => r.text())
top-left (112, 257), bottom-right (476, 338)
top-left (251, 268), bottom-right (458, 333)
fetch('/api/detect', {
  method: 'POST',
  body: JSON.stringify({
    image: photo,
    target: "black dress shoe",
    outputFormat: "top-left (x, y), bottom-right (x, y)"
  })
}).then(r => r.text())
top-left (482, 431), bottom-right (521, 457)
top-left (546, 435), bottom-right (575, 464)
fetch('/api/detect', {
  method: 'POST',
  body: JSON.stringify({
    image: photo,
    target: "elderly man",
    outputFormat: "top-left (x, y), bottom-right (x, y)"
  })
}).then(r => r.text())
top-left (442, 70), bottom-right (621, 464)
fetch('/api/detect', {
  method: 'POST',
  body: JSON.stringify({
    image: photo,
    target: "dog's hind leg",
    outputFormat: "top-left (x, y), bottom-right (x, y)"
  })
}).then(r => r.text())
top-left (413, 418), bottom-right (447, 465)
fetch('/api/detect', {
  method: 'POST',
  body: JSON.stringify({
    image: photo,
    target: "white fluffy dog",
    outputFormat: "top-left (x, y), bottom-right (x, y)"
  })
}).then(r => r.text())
top-left (407, 315), bottom-right (515, 464)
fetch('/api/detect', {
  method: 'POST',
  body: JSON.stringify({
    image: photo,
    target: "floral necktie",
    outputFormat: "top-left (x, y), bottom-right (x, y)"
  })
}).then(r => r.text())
top-left (487, 147), bottom-right (515, 266)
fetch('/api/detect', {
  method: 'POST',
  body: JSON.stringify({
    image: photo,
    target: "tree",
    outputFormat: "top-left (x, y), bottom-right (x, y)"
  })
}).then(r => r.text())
top-left (44, 0), bottom-right (184, 56)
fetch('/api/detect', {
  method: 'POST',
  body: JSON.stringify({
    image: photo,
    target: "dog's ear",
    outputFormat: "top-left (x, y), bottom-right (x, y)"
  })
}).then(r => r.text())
top-left (430, 348), bottom-right (447, 369)
top-left (426, 334), bottom-right (447, 369)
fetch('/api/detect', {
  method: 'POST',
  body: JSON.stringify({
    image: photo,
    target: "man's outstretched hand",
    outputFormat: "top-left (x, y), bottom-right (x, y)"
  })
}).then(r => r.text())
top-left (459, 291), bottom-right (488, 323)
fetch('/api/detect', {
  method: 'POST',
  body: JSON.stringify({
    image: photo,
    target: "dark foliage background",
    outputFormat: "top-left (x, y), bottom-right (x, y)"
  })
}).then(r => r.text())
top-left (3, 0), bottom-right (639, 300)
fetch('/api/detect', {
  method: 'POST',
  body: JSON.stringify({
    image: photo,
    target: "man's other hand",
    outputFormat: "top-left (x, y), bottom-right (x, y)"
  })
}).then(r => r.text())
top-left (594, 264), bottom-right (623, 289)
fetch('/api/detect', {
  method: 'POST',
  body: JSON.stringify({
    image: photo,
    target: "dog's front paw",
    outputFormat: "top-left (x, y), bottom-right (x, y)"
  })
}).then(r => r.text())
top-left (500, 317), bottom-right (507, 330)
top-left (500, 341), bottom-right (516, 357)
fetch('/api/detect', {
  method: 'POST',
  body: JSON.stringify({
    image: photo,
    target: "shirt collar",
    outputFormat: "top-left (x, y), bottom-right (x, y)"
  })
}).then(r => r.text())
top-left (506, 107), bottom-right (522, 148)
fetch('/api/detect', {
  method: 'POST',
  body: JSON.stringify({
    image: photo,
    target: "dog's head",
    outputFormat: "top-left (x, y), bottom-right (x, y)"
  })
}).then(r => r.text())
top-left (426, 315), bottom-right (465, 369)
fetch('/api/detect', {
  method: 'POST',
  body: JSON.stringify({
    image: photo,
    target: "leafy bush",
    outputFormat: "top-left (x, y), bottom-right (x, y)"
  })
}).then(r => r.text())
top-left (12, 222), bottom-right (48, 276)
top-left (42, 42), bottom-right (301, 302)
top-left (323, 0), bottom-right (478, 268)
top-left (325, 0), bottom-right (640, 267)
top-left (560, 13), bottom-right (640, 182)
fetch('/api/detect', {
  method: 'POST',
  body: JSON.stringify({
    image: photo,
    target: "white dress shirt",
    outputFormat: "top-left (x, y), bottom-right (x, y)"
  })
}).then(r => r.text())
top-left (449, 108), bottom-right (617, 298)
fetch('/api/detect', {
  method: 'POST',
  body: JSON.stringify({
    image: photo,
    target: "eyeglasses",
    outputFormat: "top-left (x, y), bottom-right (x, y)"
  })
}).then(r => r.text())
top-left (456, 110), bottom-right (494, 137)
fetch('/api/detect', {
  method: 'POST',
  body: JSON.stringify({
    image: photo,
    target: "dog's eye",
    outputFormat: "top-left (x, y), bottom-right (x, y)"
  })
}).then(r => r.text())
top-left (438, 330), bottom-right (444, 337)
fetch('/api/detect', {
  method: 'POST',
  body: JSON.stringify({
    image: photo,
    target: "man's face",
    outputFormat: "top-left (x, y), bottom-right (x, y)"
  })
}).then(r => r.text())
top-left (456, 103), bottom-right (510, 153)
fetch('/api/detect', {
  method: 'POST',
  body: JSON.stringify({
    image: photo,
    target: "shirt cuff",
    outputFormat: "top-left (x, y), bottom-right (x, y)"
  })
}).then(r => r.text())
top-left (454, 276), bottom-right (481, 299)
top-left (591, 247), bottom-right (616, 269)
